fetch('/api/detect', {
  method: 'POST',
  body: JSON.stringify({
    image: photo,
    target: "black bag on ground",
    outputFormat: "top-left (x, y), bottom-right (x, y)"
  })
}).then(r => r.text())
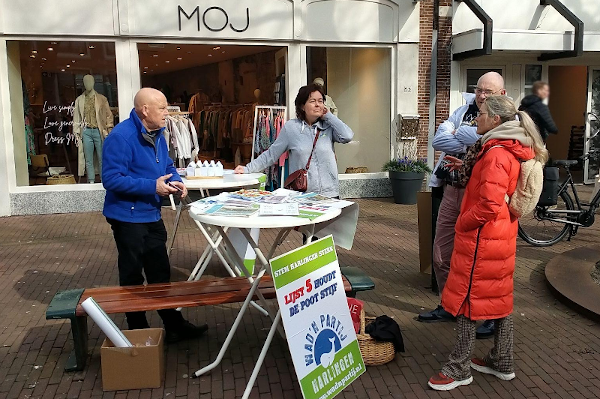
top-left (537, 166), bottom-right (559, 206)
top-left (365, 315), bottom-right (405, 352)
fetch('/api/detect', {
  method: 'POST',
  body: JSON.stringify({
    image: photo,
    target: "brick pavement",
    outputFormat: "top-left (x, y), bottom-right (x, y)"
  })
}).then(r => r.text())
top-left (1, 196), bottom-right (600, 399)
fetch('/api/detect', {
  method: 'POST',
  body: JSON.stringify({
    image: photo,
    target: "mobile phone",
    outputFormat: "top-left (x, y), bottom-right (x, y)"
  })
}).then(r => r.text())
top-left (168, 182), bottom-right (183, 192)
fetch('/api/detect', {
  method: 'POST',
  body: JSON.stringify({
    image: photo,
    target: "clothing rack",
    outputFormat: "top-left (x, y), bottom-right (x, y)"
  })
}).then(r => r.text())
top-left (251, 105), bottom-right (288, 189)
top-left (164, 112), bottom-right (198, 167)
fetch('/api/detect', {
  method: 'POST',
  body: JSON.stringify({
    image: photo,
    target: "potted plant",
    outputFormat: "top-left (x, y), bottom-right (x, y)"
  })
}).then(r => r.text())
top-left (382, 157), bottom-right (432, 204)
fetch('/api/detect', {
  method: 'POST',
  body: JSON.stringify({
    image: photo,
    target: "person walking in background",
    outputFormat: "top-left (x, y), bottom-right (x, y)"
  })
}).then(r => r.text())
top-left (428, 96), bottom-right (548, 391)
top-left (519, 81), bottom-right (558, 142)
top-left (418, 72), bottom-right (505, 333)
top-left (102, 88), bottom-right (208, 343)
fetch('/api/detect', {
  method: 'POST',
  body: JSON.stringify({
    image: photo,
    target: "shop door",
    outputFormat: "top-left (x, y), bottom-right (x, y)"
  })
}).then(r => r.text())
top-left (585, 68), bottom-right (600, 183)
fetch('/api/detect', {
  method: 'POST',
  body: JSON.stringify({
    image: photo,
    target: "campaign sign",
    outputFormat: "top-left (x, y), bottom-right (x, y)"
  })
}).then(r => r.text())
top-left (270, 236), bottom-right (365, 399)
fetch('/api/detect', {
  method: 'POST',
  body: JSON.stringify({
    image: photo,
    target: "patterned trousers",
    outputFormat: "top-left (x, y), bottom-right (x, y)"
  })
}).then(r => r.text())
top-left (442, 315), bottom-right (514, 380)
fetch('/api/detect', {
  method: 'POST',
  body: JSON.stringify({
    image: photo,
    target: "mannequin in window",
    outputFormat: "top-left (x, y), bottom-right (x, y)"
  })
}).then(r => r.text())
top-left (313, 77), bottom-right (338, 116)
top-left (253, 88), bottom-right (261, 105)
top-left (73, 74), bottom-right (113, 183)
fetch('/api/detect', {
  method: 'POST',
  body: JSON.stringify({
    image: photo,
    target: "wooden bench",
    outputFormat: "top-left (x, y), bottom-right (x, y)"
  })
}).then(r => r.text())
top-left (46, 267), bottom-right (374, 371)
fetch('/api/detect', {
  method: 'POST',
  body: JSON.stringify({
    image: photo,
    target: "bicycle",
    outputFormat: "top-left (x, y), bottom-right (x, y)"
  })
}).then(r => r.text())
top-left (518, 120), bottom-right (600, 247)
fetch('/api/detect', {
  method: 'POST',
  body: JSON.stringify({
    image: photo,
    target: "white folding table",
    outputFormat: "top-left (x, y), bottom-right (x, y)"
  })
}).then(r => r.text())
top-left (166, 174), bottom-right (263, 256)
top-left (188, 208), bottom-right (342, 399)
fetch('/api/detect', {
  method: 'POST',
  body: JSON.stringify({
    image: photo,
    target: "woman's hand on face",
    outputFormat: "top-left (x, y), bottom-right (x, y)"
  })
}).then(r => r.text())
top-left (234, 165), bottom-right (246, 174)
top-left (322, 106), bottom-right (329, 117)
top-left (443, 155), bottom-right (463, 171)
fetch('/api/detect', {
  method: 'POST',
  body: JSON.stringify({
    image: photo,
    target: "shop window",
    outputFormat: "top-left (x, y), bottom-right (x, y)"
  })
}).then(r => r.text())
top-left (138, 43), bottom-right (287, 185)
top-left (8, 41), bottom-right (118, 186)
top-left (524, 65), bottom-right (542, 96)
top-left (307, 46), bottom-right (392, 174)
top-left (465, 68), bottom-right (503, 93)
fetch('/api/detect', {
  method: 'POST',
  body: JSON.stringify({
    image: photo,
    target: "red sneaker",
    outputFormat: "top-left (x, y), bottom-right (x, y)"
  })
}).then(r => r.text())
top-left (470, 358), bottom-right (515, 381)
top-left (428, 372), bottom-right (473, 391)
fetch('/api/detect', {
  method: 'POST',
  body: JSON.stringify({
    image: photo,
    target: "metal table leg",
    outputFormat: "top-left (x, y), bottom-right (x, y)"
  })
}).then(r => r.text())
top-left (241, 310), bottom-right (282, 399)
top-left (192, 268), bottom-right (267, 378)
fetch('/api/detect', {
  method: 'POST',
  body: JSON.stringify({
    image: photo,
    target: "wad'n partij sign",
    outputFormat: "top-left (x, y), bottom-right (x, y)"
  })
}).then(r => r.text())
top-left (270, 236), bottom-right (365, 399)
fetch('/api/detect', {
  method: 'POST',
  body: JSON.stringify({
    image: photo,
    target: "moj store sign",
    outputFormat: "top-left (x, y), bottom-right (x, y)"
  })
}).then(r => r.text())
top-left (177, 5), bottom-right (250, 32)
top-left (121, 0), bottom-right (294, 40)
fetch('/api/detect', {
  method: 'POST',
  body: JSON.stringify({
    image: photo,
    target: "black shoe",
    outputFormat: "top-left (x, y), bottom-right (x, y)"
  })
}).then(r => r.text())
top-left (165, 321), bottom-right (208, 344)
top-left (476, 320), bottom-right (495, 339)
top-left (418, 305), bottom-right (456, 323)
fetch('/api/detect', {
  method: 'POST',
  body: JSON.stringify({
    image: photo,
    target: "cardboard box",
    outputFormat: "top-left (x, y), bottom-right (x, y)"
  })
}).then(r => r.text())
top-left (417, 191), bottom-right (432, 274)
top-left (101, 328), bottom-right (165, 391)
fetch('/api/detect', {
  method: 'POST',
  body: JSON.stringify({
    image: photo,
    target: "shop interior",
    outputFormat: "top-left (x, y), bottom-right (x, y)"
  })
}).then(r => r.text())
top-left (307, 46), bottom-right (391, 175)
top-left (12, 40), bottom-right (118, 186)
top-left (139, 43), bottom-right (287, 175)
top-left (547, 66), bottom-right (590, 182)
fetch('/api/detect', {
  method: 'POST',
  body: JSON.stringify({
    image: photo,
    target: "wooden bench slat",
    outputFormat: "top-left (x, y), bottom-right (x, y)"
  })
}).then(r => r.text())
top-left (80, 278), bottom-right (270, 303)
top-left (86, 291), bottom-right (278, 315)
top-left (74, 277), bottom-right (351, 316)
top-left (82, 276), bottom-right (256, 296)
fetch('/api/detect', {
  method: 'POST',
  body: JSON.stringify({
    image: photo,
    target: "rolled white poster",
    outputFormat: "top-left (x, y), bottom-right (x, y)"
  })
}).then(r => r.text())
top-left (81, 297), bottom-right (132, 348)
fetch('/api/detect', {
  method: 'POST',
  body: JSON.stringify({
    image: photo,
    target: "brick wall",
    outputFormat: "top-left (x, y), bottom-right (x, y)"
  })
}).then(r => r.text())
top-left (417, 1), bottom-right (453, 161)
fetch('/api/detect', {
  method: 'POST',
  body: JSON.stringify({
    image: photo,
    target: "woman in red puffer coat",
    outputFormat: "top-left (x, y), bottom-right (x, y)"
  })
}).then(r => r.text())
top-left (428, 96), bottom-right (549, 391)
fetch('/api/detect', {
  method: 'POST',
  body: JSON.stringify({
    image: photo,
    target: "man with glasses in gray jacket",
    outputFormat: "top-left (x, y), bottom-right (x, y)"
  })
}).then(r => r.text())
top-left (418, 72), bottom-right (505, 339)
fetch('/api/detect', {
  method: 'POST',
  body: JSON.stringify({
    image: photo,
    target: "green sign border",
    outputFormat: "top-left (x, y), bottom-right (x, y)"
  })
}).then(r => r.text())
top-left (271, 236), bottom-right (337, 288)
top-left (299, 340), bottom-right (365, 399)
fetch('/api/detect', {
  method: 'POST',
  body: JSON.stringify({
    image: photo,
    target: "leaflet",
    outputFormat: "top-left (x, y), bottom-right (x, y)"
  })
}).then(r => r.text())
top-left (259, 203), bottom-right (299, 216)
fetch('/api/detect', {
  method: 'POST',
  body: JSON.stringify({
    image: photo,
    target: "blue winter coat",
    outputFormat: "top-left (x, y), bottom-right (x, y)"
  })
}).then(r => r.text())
top-left (102, 109), bottom-right (181, 223)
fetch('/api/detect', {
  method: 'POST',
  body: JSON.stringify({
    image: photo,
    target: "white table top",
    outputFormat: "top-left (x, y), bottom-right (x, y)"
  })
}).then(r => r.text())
top-left (189, 207), bottom-right (342, 229)
top-left (182, 173), bottom-right (263, 190)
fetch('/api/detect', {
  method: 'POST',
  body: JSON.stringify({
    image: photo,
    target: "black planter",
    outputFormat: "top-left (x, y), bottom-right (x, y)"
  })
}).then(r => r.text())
top-left (389, 171), bottom-right (425, 204)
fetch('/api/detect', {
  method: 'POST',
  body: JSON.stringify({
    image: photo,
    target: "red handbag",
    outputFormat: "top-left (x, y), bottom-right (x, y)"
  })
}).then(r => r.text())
top-left (284, 130), bottom-right (320, 192)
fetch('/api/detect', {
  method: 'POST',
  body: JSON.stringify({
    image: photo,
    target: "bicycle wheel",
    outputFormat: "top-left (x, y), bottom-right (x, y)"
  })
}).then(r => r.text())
top-left (518, 190), bottom-right (574, 247)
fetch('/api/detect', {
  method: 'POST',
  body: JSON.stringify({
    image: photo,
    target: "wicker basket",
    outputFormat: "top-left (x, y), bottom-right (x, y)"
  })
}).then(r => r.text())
top-left (357, 309), bottom-right (395, 366)
top-left (46, 174), bottom-right (76, 185)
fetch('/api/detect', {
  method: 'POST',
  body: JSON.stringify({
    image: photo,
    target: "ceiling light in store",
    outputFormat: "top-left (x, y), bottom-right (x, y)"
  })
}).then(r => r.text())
top-left (213, 46), bottom-right (221, 50)
top-left (42, 57), bottom-right (47, 61)
top-left (79, 53), bottom-right (85, 56)
top-left (153, 54), bottom-right (158, 57)
top-left (31, 50), bottom-right (38, 54)
top-left (187, 51), bottom-right (192, 54)
top-left (47, 47), bottom-right (54, 51)
top-left (155, 63), bottom-right (158, 66)
top-left (51, 41), bottom-right (57, 45)
top-left (176, 47), bottom-right (181, 50)
top-left (30, 54), bottom-right (36, 58)
top-left (61, 68), bottom-right (65, 72)
top-left (165, 60), bottom-right (170, 63)
top-left (66, 65), bottom-right (70, 68)
top-left (144, 66), bottom-right (148, 69)
top-left (89, 45), bottom-right (95, 49)
top-left (222, 51), bottom-right (225, 54)
top-left (208, 54), bottom-right (212, 57)
top-left (150, 69), bottom-right (154, 72)
top-left (71, 60), bottom-right (75, 63)
top-left (143, 71), bottom-right (147, 74)
top-left (177, 57), bottom-right (182, 60)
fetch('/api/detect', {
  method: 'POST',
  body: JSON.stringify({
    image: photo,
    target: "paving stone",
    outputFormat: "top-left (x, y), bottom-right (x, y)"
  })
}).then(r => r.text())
top-left (2, 196), bottom-right (600, 398)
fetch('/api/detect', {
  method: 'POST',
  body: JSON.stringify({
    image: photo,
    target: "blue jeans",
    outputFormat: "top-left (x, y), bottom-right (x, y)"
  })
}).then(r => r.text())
top-left (83, 128), bottom-right (102, 183)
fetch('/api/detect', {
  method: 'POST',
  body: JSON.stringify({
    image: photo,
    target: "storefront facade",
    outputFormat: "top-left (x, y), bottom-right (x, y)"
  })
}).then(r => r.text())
top-left (450, 0), bottom-right (600, 183)
top-left (0, 0), bottom-right (420, 216)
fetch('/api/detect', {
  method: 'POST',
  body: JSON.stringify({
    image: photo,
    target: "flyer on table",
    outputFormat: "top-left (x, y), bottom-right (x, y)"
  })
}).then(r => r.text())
top-left (270, 236), bottom-right (365, 399)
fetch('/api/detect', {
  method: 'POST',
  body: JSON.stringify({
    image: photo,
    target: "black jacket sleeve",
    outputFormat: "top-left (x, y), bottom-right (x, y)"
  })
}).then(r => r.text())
top-left (534, 102), bottom-right (558, 135)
